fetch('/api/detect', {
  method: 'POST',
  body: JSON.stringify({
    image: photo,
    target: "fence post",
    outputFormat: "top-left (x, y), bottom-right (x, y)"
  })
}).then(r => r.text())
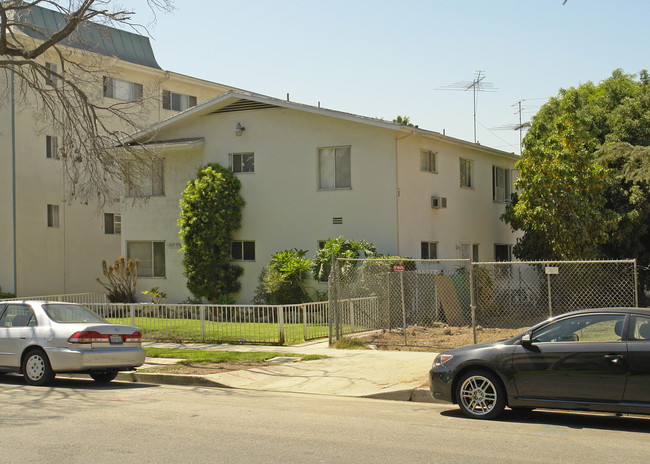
top-left (130, 304), bottom-right (135, 327)
top-left (633, 259), bottom-right (639, 307)
top-left (277, 305), bottom-right (285, 345)
top-left (470, 262), bottom-right (477, 345)
top-left (302, 304), bottom-right (307, 341)
top-left (200, 305), bottom-right (206, 342)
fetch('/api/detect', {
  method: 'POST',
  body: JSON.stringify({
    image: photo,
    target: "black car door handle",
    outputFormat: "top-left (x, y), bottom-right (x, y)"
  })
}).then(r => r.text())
top-left (604, 354), bottom-right (624, 364)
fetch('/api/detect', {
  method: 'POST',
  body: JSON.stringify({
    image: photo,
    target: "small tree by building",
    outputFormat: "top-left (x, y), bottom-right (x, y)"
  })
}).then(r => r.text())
top-left (179, 163), bottom-right (245, 302)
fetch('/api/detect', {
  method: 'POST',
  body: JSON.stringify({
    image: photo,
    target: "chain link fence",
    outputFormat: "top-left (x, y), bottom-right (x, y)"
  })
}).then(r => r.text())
top-left (330, 258), bottom-right (638, 347)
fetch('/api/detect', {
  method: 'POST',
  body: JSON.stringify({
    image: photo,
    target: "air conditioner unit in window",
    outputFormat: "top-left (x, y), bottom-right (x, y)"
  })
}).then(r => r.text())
top-left (431, 196), bottom-right (447, 209)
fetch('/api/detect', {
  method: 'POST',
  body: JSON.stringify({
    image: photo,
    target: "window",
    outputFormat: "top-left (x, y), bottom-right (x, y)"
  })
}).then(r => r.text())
top-left (318, 146), bottom-right (351, 190)
top-left (460, 158), bottom-right (474, 188)
top-left (104, 213), bottom-right (121, 235)
top-left (127, 241), bottom-right (165, 277)
top-left (421, 242), bottom-right (438, 259)
top-left (46, 135), bottom-right (58, 159)
top-left (420, 150), bottom-right (437, 173)
top-left (494, 244), bottom-right (512, 262)
top-left (125, 159), bottom-right (164, 197)
top-left (103, 76), bottom-right (143, 102)
top-left (630, 316), bottom-right (650, 341)
top-left (0, 304), bottom-right (36, 327)
top-left (47, 204), bottom-right (59, 228)
top-left (45, 62), bottom-right (57, 86)
top-left (493, 166), bottom-right (511, 202)
top-left (162, 90), bottom-right (197, 112)
top-left (532, 314), bottom-right (625, 343)
top-left (230, 153), bottom-right (255, 173)
top-left (460, 243), bottom-right (479, 261)
top-left (231, 241), bottom-right (255, 261)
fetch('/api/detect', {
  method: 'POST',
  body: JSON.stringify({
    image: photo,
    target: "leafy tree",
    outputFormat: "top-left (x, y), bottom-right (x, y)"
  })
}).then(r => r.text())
top-left (1, 1), bottom-right (173, 205)
top-left (504, 69), bottom-right (650, 259)
top-left (254, 249), bottom-right (313, 304)
top-left (503, 69), bottom-right (650, 302)
top-left (393, 115), bottom-right (414, 127)
top-left (312, 236), bottom-right (377, 282)
top-left (179, 163), bottom-right (245, 302)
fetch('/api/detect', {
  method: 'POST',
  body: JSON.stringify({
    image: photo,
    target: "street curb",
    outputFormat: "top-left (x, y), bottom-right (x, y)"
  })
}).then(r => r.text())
top-left (365, 387), bottom-right (437, 403)
top-left (116, 371), bottom-right (231, 388)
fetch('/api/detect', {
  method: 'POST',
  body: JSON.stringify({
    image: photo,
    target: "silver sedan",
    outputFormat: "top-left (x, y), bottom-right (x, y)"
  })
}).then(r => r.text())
top-left (0, 301), bottom-right (145, 385)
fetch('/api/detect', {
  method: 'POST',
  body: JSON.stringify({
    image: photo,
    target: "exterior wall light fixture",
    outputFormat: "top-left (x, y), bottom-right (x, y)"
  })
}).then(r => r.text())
top-left (235, 122), bottom-right (245, 136)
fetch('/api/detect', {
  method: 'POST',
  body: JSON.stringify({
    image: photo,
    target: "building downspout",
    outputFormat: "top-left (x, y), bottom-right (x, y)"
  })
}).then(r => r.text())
top-left (11, 65), bottom-right (17, 295)
top-left (394, 131), bottom-right (415, 256)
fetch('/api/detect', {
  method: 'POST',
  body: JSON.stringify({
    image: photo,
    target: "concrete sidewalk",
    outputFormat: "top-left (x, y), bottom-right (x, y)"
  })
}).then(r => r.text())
top-left (117, 340), bottom-right (438, 403)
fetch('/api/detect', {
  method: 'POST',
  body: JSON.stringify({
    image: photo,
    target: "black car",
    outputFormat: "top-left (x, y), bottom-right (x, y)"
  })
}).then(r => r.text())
top-left (430, 307), bottom-right (650, 420)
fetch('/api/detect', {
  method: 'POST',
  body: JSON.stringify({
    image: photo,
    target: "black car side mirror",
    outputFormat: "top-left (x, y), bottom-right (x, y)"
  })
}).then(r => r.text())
top-left (521, 333), bottom-right (533, 345)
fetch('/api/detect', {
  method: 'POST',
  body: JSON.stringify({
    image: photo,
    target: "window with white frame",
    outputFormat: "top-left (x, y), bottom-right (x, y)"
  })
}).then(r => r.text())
top-left (46, 135), bottom-right (58, 159)
top-left (492, 166), bottom-right (512, 202)
top-left (162, 90), bottom-right (197, 112)
top-left (127, 241), bottom-right (165, 277)
top-left (318, 146), bottom-right (351, 190)
top-left (421, 242), bottom-right (438, 259)
top-left (103, 76), bottom-right (143, 102)
top-left (420, 149), bottom-right (437, 173)
top-left (231, 241), bottom-right (255, 261)
top-left (460, 243), bottom-right (479, 262)
top-left (104, 213), bottom-right (121, 235)
top-left (47, 204), bottom-right (59, 228)
top-left (460, 158), bottom-right (474, 188)
top-left (45, 62), bottom-right (57, 86)
top-left (230, 153), bottom-right (255, 173)
top-left (125, 159), bottom-right (164, 197)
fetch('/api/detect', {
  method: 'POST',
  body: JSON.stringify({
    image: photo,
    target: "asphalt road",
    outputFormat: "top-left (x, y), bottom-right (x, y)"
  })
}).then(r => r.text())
top-left (1, 375), bottom-right (650, 463)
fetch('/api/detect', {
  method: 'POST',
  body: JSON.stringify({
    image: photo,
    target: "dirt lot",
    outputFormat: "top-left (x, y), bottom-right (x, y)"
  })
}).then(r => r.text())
top-left (143, 325), bottom-right (524, 374)
top-left (351, 324), bottom-right (525, 351)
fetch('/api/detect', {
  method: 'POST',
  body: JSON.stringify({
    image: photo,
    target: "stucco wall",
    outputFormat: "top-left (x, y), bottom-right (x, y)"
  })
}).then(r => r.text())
top-left (122, 108), bottom-right (399, 303)
top-left (396, 135), bottom-right (519, 260)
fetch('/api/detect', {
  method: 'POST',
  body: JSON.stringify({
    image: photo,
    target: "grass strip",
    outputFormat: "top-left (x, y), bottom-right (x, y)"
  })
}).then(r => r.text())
top-left (145, 347), bottom-right (326, 365)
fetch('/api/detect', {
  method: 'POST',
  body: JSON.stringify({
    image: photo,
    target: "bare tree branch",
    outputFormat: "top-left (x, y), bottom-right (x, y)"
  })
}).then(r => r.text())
top-left (0, 0), bottom-right (173, 206)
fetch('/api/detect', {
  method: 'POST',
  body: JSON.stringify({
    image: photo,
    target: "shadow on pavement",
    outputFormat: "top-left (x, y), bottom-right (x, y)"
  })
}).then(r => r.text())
top-left (439, 407), bottom-right (650, 433)
top-left (0, 372), bottom-right (157, 391)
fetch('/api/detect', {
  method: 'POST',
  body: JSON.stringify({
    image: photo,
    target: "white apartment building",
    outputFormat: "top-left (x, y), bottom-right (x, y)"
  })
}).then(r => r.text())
top-left (123, 90), bottom-right (519, 303)
top-left (0, 4), bottom-right (233, 297)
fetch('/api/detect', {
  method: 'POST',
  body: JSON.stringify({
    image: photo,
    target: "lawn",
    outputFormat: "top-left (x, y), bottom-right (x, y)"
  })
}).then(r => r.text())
top-left (144, 348), bottom-right (327, 364)
top-left (107, 317), bottom-right (329, 344)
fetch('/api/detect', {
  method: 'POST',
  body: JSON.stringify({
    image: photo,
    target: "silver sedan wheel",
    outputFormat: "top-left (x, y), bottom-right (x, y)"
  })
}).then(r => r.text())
top-left (25, 353), bottom-right (46, 381)
top-left (458, 375), bottom-right (498, 416)
top-left (22, 350), bottom-right (55, 386)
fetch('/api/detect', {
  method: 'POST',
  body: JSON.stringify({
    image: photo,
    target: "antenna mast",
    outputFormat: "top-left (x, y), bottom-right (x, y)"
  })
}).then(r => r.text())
top-left (439, 71), bottom-right (496, 143)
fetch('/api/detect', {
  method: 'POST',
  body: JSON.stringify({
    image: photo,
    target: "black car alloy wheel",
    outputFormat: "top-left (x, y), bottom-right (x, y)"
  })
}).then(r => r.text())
top-left (456, 370), bottom-right (506, 420)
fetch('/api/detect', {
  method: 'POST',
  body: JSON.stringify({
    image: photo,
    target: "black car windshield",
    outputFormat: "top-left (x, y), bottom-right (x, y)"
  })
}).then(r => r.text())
top-left (42, 304), bottom-right (108, 324)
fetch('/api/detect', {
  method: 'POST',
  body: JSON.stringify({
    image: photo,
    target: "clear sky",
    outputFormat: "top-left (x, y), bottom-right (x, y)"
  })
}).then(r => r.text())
top-left (127, 0), bottom-right (650, 155)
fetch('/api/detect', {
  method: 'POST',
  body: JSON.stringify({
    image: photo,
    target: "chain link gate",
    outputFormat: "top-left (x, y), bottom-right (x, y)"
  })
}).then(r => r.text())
top-left (329, 258), bottom-right (638, 347)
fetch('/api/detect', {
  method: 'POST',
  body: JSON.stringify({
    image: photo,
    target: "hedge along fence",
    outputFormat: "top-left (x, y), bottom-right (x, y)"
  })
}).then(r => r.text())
top-left (84, 302), bottom-right (329, 345)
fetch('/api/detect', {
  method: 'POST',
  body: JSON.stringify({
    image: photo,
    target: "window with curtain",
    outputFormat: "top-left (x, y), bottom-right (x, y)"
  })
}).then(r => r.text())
top-left (127, 241), bottom-right (165, 277)
top-left (318, 146), bottom-right (351, 190)
top-left (162, 90), bottom-right (197, 111)
top-left (420, 150), bottom-right (437, 173)
top-left (492, 166), bottom-right (511, 202)
top-left (103, 76), bottom-right (143, 102)
top-left (460, 158), bottom-right (474, 188)
top-left (125, 159), bottom-right (164, 197)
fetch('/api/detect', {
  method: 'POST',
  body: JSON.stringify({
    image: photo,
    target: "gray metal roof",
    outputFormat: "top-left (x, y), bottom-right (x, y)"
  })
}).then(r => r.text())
top-left (17, 4), bottom-right (161, 69)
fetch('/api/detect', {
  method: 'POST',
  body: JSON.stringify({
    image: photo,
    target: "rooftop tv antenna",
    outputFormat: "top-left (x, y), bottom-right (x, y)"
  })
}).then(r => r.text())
top-left (439, 70), bottom-right (496, 143)
top-left (493, 98), bottom-right (544, 154)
